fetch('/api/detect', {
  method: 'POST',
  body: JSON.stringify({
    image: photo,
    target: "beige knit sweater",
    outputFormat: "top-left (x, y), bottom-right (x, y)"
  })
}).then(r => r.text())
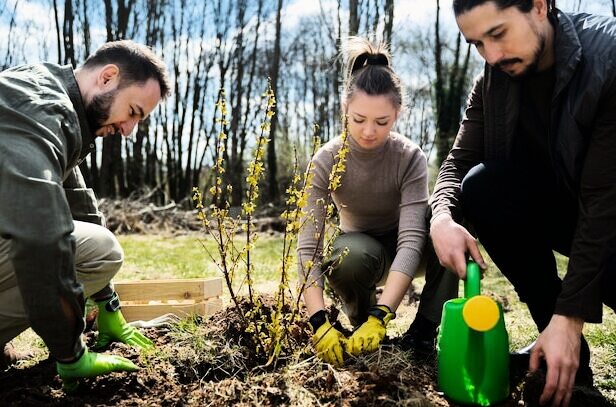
top-left (297, 132), bottom-right (428, 288)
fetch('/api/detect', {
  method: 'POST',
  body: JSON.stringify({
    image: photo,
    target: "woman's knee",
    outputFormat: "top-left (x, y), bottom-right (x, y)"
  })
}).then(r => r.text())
top-left (327, 233), bottom-right (385, 283)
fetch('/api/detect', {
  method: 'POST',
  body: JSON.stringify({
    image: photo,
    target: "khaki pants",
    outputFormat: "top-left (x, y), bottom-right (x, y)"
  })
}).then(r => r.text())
top-left (0, 221), bottom-right (123, 345)
top-left (324, 231), bottom-right (458, 327)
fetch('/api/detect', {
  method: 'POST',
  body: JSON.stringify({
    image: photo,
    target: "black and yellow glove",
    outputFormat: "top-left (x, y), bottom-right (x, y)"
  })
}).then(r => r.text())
top-left (347, 304), bottom-right (395, 356)
top-left (309, 310), bottom-right (347, 367)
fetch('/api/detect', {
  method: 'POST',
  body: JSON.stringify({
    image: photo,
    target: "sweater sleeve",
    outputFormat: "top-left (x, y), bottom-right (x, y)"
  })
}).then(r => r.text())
top-left (296, 147), bottom-right (335, 289)
top-left (390, 146), bottom-right (428, 277)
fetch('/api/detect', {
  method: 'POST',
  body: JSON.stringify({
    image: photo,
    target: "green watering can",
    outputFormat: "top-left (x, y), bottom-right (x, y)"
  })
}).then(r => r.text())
top-left (437, 261), bottom-right (509, 406)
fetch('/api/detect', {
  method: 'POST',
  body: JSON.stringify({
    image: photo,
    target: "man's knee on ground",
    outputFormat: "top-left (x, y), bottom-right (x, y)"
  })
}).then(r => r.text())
top-left (460, 163), bottom-right (494, 219)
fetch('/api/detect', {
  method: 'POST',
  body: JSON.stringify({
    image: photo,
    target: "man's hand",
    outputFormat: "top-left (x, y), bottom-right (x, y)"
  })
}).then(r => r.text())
top-left (56, 348), bottom-right (138, 392)
top-left (529, 315), bottom-right (584, 407)
top-left (430, 213), bottom-right (486, 278)
top-left (347, 305), bottom-right (395, 356)
top-left (93, 292), bottom-right (154, 350)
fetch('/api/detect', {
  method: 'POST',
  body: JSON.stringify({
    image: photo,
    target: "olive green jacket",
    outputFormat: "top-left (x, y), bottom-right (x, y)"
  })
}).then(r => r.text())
top-left (0, 63), bottom-right (101, 358)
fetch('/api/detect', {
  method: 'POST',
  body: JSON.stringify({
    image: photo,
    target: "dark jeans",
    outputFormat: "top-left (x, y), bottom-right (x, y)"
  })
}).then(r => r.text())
top-left (460, 161), bottom-right (616, 365)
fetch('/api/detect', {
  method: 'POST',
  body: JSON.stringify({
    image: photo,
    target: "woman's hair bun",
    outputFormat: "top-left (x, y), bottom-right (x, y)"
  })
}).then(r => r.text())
top-left (351, 52), bottom-right (390, 74)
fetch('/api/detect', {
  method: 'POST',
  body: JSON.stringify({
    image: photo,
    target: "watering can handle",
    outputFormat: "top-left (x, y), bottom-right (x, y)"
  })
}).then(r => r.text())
top-left (464, 261), bottom-right (481, 298)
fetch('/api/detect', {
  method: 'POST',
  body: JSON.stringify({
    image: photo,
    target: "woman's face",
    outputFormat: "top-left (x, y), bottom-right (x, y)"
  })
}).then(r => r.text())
top-left (345, 90), bottom-right (399, 150)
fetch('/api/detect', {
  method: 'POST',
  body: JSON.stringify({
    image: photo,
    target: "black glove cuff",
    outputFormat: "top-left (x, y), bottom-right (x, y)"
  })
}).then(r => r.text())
top-left (368, 304), bottom-right (395, 322)
top-left (56, 346), bottom-right (86, 365)
top-left (308, 310), bottom-right (328, 333)
top-left (98, 291), bottom-right (121, 312)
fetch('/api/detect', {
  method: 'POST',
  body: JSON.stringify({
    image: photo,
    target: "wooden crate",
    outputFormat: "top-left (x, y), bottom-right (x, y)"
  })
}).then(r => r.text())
top-left (113, 278), bottom-right (223, 322)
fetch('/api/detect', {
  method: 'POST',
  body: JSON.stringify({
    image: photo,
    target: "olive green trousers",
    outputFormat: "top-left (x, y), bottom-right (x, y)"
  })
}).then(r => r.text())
top-left (323, 231), bottom-right (458, 327)
top-left (0, 221), bottom-right (123, 346)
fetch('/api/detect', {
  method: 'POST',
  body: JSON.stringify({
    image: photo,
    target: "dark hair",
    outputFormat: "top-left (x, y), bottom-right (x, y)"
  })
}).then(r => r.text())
top-left (342, 37), bottom-right (403, 110)
top-left (82, 40), bottom-right (171, 98)
top-left (453, 0), bottom-right (555, 15)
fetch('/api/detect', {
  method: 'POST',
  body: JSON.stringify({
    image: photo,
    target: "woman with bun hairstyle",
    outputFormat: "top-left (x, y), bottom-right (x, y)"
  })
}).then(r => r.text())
top-left (297, 37), bottom-right (438, 366)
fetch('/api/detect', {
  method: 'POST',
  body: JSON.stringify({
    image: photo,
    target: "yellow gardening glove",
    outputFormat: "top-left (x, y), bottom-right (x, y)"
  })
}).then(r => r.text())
top-left (347, 305), bottom-right (395, 356)
top-left (309, 310), bottom-right (347, 367)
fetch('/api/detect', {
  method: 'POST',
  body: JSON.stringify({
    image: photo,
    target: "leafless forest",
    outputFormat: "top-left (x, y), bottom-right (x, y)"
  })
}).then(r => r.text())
top-left (1, 0), bottom-right (613, 206)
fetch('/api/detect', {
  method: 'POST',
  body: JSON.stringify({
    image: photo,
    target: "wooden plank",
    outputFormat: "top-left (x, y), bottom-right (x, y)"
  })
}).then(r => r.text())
top-left (204, 297), bottom-right (223, 315)
top-left (113, 278), bottom-right (222, 303)
top-left (120, 298), bottom-right (222, 322)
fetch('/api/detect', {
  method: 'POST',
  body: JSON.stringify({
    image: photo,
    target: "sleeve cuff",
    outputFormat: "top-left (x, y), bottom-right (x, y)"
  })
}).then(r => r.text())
top-left (390, 247), bottom-right (422, 279)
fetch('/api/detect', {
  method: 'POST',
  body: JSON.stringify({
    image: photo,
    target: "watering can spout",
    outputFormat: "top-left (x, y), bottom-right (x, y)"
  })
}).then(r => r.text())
top-left (437, 261), bottom-right (510, 406)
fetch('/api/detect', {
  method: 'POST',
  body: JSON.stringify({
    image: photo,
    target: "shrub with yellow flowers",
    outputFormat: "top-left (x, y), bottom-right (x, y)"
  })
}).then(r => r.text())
top-left (193, 82), bottom-right (350, 367)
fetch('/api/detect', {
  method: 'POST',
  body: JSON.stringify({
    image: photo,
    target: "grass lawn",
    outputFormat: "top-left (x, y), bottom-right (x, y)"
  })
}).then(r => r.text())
top-left (117, 233), bottom-right (284, 293)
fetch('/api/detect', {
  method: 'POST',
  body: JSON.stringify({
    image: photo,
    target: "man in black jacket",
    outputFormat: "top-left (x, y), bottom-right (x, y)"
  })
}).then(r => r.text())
top-left (430, 1), bottom-right (616, 406)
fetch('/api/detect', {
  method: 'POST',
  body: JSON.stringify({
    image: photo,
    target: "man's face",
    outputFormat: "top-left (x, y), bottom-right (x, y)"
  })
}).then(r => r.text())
top-left (456, 1), bottom-right (547, 77)
top-left (86, 78), bottom-right (162, 137)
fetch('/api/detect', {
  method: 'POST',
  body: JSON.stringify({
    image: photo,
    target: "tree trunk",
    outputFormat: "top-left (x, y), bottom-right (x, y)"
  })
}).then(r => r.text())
top-left (383, 0), bottom-right (394, 45)
top-left (349, 0), bottom-right (359, 36)
top-left (433, 0), bottom-right (472, 167)
top-left (228, 0), bottom-right (247, 205)
top-left (73, 0), bottom-right (95, 189)
top-left (103, 0), bottom-right (114, 41)
top-left (98, 0), bottom-right (136, 197)
top-left (2, 1), bottom-right (20, 70)
top-left (53, 0), bottom-right (62, 64)
top-left (266, 0), bottom-right (283, 203)
top-left (63, 0), bottom-right (75, 67)
top-left (80, 0), bottom-right (91, 58)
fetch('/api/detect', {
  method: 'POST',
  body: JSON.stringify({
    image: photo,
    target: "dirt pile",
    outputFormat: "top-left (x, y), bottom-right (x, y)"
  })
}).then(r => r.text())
top-left (1, 301), bottom-right (611, 406)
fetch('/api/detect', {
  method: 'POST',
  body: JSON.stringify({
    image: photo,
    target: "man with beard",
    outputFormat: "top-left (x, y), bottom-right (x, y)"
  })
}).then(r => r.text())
top-left (0, 40), bottom-right (170, 389)
top-left (428, 1), bottom-right (616, 406)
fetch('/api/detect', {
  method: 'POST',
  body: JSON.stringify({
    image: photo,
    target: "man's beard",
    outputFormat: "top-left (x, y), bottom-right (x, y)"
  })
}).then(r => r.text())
top-left (496, 31), bottom-right (546, 79)
top-left (85, 89), bottom-right (118, 136)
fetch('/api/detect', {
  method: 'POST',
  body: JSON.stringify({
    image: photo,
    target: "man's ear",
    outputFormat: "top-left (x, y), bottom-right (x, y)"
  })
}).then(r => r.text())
top-left (533, 0), bottom-right (549, 20)
top-left (97, 64), bottom-right (120, 90)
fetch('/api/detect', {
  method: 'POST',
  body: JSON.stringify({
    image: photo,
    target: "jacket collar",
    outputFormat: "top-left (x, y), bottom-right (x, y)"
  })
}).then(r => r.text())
top-left (552, 9), bottom-right (583, 100)
top-left (52, 64), bottom-right (96, 161)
